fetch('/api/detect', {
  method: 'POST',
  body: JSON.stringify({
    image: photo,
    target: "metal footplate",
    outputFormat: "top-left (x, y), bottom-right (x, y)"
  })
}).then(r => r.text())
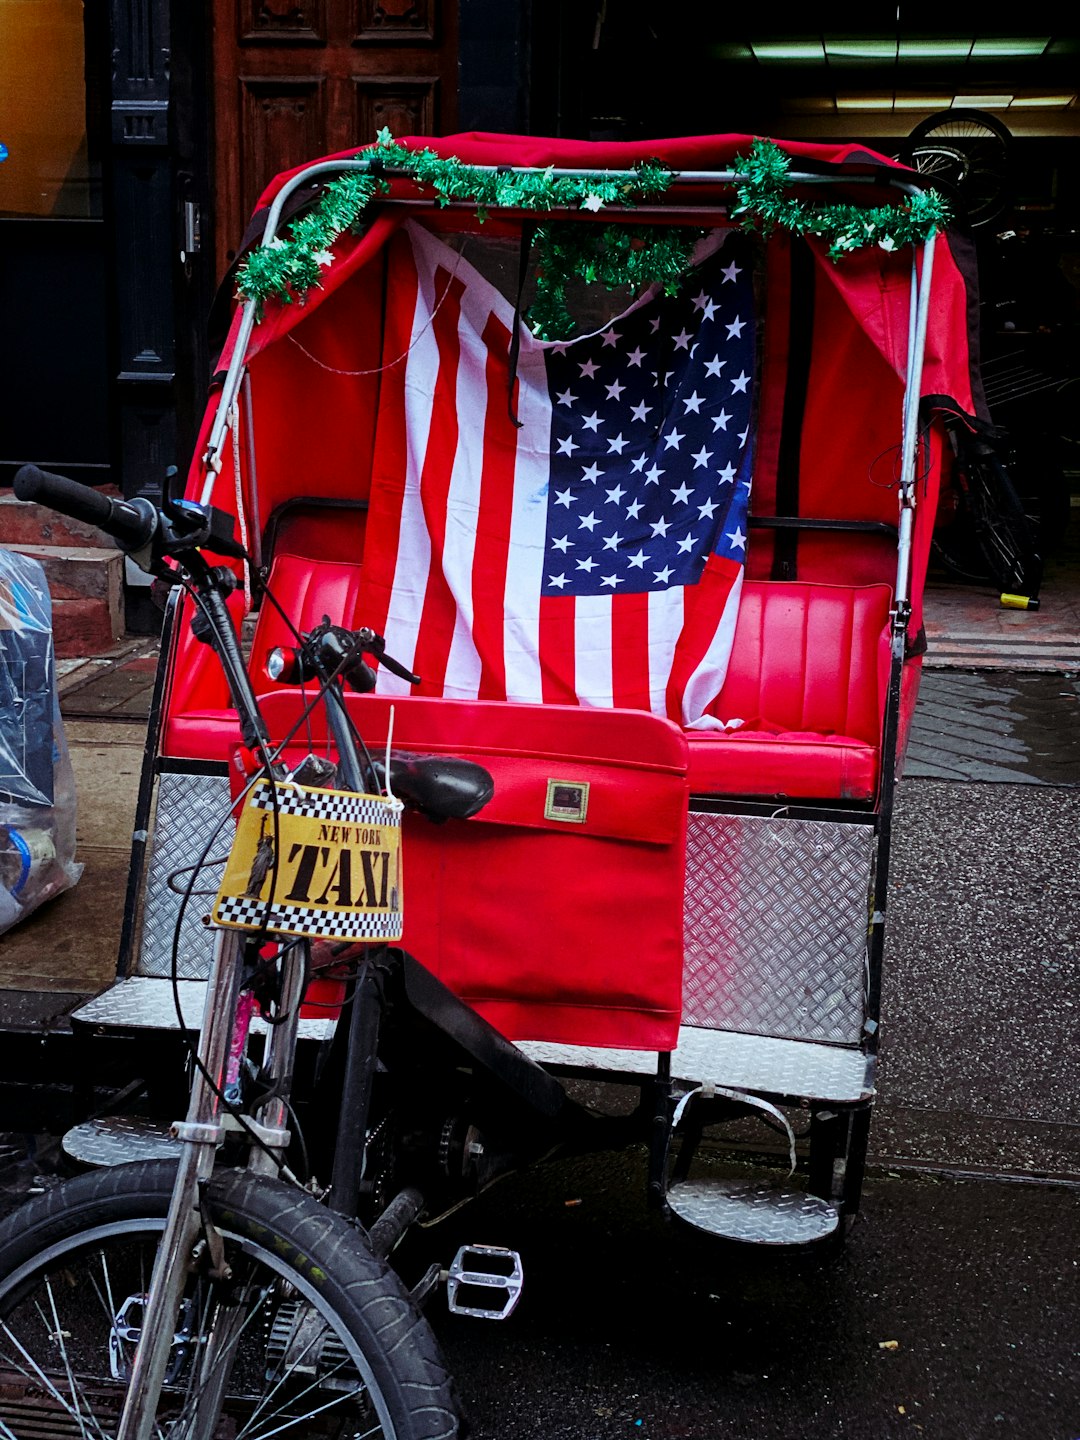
top-left (446, 1245), bottom-right (524, 1320)
top-left (63, 1115), bottom-right (182, 1167)
top-left (666, 1178), bottom-right (839, 1245)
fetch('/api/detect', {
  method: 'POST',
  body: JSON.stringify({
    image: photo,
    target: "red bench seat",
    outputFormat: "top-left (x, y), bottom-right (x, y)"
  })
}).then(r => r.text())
top-left (162, 556), bottom-right (893, 804)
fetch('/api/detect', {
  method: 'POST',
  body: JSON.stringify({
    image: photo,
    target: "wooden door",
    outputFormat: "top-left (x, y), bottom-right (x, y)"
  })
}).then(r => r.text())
top-left (211, 0), bottom-right (459, 276)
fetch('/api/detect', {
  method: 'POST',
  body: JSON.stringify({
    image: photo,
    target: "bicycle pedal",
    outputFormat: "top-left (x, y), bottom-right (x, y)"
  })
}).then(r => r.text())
top-left (446, 1244), bottom-right (523, 1320)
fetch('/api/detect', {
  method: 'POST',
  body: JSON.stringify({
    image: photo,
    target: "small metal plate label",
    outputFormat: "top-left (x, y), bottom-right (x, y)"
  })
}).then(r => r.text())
top-left (544, 779), bottom-right (590, 824)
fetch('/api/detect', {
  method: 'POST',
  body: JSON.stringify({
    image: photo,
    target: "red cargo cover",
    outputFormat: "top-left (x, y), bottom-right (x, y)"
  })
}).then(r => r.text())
top-left (256, 692), bottom-right (689, 1050)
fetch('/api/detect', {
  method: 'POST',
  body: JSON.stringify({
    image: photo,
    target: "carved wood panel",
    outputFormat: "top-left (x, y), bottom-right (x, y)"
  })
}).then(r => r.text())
top-left (213, 0), bottom-right (457, 275)
top-left (354, 0), bottom-right (436, 43)
top-left (354, 77), bottom-right (437, 140)
top-left (239, 0), bottom-right (327, 43)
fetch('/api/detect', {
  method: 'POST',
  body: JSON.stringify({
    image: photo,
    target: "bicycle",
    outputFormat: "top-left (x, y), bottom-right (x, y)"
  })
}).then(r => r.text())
top-left (0, 464), bottom-right (500, 1439)
top-left (932, 412), bottom-right (1044, 607)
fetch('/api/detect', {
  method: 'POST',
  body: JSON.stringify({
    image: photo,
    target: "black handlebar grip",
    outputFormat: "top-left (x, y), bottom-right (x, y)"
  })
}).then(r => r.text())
top-left (13, 465), bottom-right (157, 551)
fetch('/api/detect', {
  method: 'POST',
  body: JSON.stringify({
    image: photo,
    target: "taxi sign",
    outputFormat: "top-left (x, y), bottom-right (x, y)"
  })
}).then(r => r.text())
top-left (212, 780), bottom-right (403, 942)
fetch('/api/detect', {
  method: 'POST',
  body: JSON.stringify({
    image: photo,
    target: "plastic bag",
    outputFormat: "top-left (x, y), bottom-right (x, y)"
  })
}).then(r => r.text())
top-left (0, 550), bottom-right (82, 933)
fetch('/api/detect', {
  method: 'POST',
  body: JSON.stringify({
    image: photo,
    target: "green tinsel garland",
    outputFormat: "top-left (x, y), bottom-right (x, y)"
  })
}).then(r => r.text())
top-left (527, 224), bottom-right (702, 341)
top-left (235, 132), bottom-right (950, 337)
top-left (731, 137), bottom-right (950, 258)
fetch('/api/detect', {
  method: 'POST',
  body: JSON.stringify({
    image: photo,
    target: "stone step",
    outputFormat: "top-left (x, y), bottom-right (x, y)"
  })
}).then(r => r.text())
top-left (51, 597), bottom-right (124, 659)
top-left (4, 544), bottom-right (124, 658)
top-left (0, 489), bottom-right (122, 550)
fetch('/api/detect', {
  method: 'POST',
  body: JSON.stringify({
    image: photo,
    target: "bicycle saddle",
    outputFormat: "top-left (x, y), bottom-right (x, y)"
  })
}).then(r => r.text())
top-left (373, 753), bottom-right (494, 821)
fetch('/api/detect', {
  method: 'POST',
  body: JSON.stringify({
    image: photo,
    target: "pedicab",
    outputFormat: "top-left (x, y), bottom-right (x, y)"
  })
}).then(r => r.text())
top-left (0, 129), bottom-right (982, 1438)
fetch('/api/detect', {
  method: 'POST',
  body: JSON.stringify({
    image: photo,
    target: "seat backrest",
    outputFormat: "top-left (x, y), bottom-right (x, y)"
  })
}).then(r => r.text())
top-left (710, 581), bottom-right (892, 741)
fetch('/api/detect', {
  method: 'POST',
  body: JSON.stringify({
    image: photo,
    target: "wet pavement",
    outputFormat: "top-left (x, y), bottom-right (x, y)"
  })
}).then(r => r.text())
top-left (423, 1152), bottom-right (1080, 1440)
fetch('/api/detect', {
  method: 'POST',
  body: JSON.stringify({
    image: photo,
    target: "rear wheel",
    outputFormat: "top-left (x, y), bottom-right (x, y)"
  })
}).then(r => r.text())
top-left (0, 1161), bottom-right (460, 1439)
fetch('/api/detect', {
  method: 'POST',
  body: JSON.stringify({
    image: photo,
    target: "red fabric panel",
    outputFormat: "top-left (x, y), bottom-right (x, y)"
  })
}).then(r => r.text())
top-left (256, 691), bottom-right (688, 1049)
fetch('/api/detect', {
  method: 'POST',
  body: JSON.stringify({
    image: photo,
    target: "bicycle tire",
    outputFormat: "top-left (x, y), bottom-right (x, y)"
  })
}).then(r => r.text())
top-left (0, 1160), bottom-right (461, 1439)
top-left (901, 108), bottom-right (1011, 229)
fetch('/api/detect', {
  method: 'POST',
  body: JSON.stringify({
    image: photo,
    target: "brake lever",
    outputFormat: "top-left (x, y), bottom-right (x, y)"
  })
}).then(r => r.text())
top-left (362, 630), bottom-right (421, 686)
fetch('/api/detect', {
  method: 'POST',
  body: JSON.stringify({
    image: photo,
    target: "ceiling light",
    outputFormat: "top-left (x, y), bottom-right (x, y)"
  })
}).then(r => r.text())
top-left (749, 41), bottom-right (825, 61)
top-left (970, 38), bottom-right (1050, 57)
top-left (824, 39), bottom-right (897, 59)
top-left (1008, 94), bottom-right (1076, 108)
top-left (898, 39), bottom-right (974, 58)
top-left (953, 95), bottom-right (1014, 107)
top-left (893, 95), bottom-right (951, 110)
top-left (836, 96), bottom-right (890, 110)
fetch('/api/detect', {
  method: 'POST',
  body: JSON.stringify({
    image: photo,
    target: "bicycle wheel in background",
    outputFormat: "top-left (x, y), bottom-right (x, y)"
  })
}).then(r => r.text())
top-left (900, 108), bottom-right (1012, 229)
top-left (0, 1161), bottom-right (460, 1439)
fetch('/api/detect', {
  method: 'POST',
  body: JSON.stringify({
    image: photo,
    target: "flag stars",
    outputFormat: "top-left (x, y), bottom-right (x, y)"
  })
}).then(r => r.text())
top-left (581, 412), bottom-right (602, 432)
top-left (578, 359), bottom-right (600, 379)
top-left (554, 487), bottom-right (574, 508)
top-left (606, 432), bottom-right (628, 454)
top-left (663, 429), bottom-right (686, 450)
top-left (602, 531), bottom-right (623, 550)
top-left (551, 535), bottom-right (573, 552)
top-left (692, 289), bottom-right (711, 311)
top-left (673, 328), bottom-right (693, 350)
top-left (698, 497), bottom-right (718, 520)
top-left (626, 346), bottom-right (647, 367)
top-left (576, 556), bottom-right (598, 572)
top-left (555, 388), bottom-right (577, 407)
top-left (630, 401), bottom-right (653, 423)
top-left (644, 464), bottom-right (664, 485)
top-left (600, 573), bottom-right (624, 588)
top-left (717, 462), bottom-right (739, 484)
top-left (691, 446), bottom-right (713, 469)
top-left (651, 517), bottom-right (672, 538)
top-left (627, 549), bottom-right (649, 569)
top-left (704, 356), bottom-right (726, 378)
top-left (726, 526), bottom-right (747, 550)
top-left (731, 371), bottom-right (751, 394)
top-left (682, 391), bottom-right (705, 414)
top-left (630, 454), bottom-right (648, 473)
top-left (604, 484), bottom-right (626, 505)
top-left (578, 512), bottom-right (600, 531)
top-left (711, 409), bottom-right (732, 432)
top-left (626, 498), bottom-right (644, 519)
top-left (556, 435), bottom-right (579, 457)
top-left (548, 573), bottom-right (569, 589)
top-left (653, 565), bottom-right (674, 585)
top-left (721, 260), bottom-right (742, 284)
top-left (677, 534), bottom-right (697, 554)
top-left (601, 328), bottom-right (622, 348)
top-left (605, 379), bottom-right (626, 402)
top-left (670, 483), bottom-right (694, 505)
top-left (581, 462), bottom-right (603, 483)
top-left (725, 316), bottom-right (747, 340)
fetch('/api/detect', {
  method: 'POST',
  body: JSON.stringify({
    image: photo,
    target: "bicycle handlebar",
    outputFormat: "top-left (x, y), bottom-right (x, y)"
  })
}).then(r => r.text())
top-left (14, 465), bottom-right (158, 553)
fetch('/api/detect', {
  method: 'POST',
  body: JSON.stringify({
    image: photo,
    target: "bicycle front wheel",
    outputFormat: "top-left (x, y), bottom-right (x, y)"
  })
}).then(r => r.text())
top-left (0, 1161), bottom-right (460, 1439)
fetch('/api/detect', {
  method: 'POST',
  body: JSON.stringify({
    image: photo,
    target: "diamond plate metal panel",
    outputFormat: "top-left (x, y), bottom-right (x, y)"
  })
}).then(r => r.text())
top-left (684, 812), bottom-right (874, 1044)
top-left (517, 1026), bottom-right (874, 1102)
top-left (667, 1180), bottom-right (838, 1244)
top-left (136, 771), bottom-right (234, 979)
top-left (72, 977), bottom-right (335, 1041)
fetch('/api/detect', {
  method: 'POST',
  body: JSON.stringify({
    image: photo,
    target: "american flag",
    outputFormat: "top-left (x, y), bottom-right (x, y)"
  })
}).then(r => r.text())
top-left (360, 221), bottom-right (754, 726)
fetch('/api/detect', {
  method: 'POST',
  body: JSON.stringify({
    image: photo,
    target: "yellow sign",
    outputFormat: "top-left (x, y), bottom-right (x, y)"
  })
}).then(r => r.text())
top-left (212, 781), bottom-right (403, 942)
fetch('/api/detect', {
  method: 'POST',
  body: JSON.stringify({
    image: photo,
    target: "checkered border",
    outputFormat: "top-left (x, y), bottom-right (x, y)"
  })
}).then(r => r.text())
top-left (250, 783), bottom-right (402, 829)
top-left (213, 893), bottom-right (403, 942)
